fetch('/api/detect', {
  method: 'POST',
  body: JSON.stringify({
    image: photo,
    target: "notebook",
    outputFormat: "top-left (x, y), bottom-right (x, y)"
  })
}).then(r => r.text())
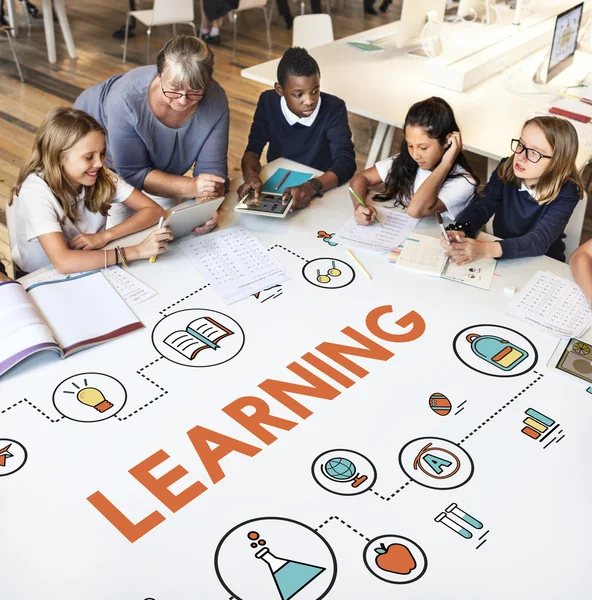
top-left (346, 40), bottom-right (385, 53)
top-left (396, 233), bottom-right (497, 290)
top-left (0, 271), bottom-right (144, 376)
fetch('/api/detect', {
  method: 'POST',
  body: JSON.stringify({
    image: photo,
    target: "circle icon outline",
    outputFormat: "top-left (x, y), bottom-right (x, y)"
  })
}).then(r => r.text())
top-left (363, 534), bottom-right (428, 584)
top-left (0, 438), bottom-right (28, 477)
top-left (302, 257), bottom-right (356, 290)
top-left (311, 448), bottom-right (377, 496)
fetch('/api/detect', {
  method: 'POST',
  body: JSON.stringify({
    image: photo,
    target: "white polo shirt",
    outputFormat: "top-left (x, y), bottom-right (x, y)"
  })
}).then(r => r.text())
top-left (375, 157), bottom-right (476, 220)
top-left (7, 172), bottom-right (134, 273)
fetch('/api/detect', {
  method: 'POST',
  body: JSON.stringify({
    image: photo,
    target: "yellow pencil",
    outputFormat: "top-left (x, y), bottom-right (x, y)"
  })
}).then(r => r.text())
top-left (345, 248), bottom-right (372, 280)
top-left (150, 216), bottom-right (165, 263)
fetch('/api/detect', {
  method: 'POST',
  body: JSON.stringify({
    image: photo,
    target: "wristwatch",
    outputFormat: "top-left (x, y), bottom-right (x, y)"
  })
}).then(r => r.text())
top-left (309, 178), bottom-right (324, 197)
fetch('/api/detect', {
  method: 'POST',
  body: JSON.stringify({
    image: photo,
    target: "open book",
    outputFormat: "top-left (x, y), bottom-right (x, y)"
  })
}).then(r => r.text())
top-left (164, 316), bottom-right (235, 360)
top-left (0, 271), bottom-right (144, 376)
top-left (396, 233), bottom-right (497, 290)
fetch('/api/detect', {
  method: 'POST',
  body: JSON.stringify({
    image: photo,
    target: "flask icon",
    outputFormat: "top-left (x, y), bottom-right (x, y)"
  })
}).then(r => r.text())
top-left (466, 333), bottom-right (528, 371)
top-left (256, 546), bottom-right (325, 600)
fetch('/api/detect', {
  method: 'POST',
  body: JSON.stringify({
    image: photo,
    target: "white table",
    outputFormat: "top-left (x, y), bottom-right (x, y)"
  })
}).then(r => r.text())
top-left (1, 159), bottom-right (590, 599)
top-left (242, 3), bottom-right (592, 174)
top-left (6, 0), bottom-right (76, 63)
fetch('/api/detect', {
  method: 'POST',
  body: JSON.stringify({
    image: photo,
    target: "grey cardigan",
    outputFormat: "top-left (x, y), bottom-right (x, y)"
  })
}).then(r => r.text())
top-left (74, 65), bottom-right (229, 189)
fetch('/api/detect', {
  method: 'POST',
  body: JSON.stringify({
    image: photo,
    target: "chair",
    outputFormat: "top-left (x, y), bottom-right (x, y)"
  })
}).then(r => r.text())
top-left (292, 14), bottom-right (333, 48)
top-left (122, 0), bottom-right (197, 64)
top-left (0, 26), bottom-right (24, 82)
top-left (231, 0), bottom-right (272, 63)
top-left (564, 192), bottom-right (588, 261)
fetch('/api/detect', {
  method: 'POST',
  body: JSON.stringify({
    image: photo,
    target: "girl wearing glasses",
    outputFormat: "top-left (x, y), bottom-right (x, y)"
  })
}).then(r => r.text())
top-left (74, 36), bottom-right (227, 233)
top-left (350, 97), bottom-right (478, 224)
top-left (444, 116), bottom-right (584, 264)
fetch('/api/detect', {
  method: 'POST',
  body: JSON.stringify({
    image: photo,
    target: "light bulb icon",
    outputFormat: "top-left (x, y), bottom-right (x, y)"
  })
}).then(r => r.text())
top-left (76, 387), bottom-right (113, 413)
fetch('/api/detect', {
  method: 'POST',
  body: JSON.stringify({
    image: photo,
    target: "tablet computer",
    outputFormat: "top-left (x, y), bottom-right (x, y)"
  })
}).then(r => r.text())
top-left (234, 192), bottom-right (294, 218)
top-left (165, 197), bottom-right (225, 239)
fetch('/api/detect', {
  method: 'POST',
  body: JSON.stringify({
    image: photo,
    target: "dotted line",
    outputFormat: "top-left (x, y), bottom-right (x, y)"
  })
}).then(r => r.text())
top-left (315, 515), bottom-right (370, 542)
top-left (117, 371), bottom-right (168, 421)
top-left (268, 244), bottom-right (308, 262)
top-left (0, 398), bottom-right (63, 423)
top-left (159, 284), bottom-right (210, 315)
top-left (138, 356), bottom-right (163, 373)
top-left (371, 480), bottom-right (412, 501)
top-left (458, 373), bottom-right (544, 444)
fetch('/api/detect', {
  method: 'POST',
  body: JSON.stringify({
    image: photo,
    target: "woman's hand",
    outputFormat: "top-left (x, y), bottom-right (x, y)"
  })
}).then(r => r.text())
top-left (237, 176), bottom-right (263, 201)
top-left (133, 226), bottom-right (173, 260)
top-left (442, 131), bottom-right (462, 168)
top-left (191, 173), bottom-right (226, 199)
top-left (68, 231), bottom-right (109, 250)
top-left (192, 210), bottom-right (219, 235)
top-left (354, 203), bottom-right (377, 226)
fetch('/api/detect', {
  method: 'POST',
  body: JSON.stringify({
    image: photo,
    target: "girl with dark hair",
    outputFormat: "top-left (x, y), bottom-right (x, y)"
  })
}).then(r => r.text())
top-left (350, 97), bottom-right (478, 224)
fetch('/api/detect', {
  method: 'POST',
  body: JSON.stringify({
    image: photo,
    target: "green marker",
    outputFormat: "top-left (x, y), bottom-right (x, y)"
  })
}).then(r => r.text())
top-left (349, 186), bottom-right (381, 226)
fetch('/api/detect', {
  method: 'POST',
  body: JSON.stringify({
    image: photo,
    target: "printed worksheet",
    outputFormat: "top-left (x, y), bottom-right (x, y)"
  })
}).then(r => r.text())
top-left (180, 226), bottom-right (291, 304)
top-left (334, 207), bottom-right (420, 253)
top-left (505, 271), bottom-right (592, 338)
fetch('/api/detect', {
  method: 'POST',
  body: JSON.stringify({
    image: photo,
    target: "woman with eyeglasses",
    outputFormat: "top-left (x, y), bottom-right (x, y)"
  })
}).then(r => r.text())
top-left (443, 116), bottom-right (584, 264)
top-left (74, 36), bottom-right (227, 234)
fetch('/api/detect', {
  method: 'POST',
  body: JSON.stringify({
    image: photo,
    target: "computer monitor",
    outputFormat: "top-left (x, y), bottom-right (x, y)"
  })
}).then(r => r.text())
top-left (547, 2), bottom-right (584, 82)
top-left (397, 0), bottom-right (447, 48)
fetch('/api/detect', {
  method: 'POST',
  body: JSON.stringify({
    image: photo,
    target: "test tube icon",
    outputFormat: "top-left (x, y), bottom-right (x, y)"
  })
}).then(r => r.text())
top-left (445, 503), bottom-right (483, 530)
top-left (435, 511), bottom-right (473, 539)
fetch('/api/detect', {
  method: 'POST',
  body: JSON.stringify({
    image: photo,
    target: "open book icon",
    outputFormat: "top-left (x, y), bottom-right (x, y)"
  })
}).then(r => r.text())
top-left (164, 316), bottom-right (234, 360)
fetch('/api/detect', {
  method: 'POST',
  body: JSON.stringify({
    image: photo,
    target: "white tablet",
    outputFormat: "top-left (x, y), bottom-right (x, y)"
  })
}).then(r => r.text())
top-left (165, 197), bottom-right (225, 239)
top-left (234, 192), bottom-right (294, 218)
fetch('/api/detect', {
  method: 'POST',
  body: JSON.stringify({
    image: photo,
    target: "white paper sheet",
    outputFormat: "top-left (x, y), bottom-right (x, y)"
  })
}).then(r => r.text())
top-left (334, 207), bottom-right (420, 253)
top-left (101, 266), bottom-right (157, 307)
top-left (180, 226), bottom-right (291, 304)
top-left (396, 233), bottom-right (448, 276)
top-left (505, 271), bottom-right (592, 338)
top-left (442, 256), bottom-right (497, 291)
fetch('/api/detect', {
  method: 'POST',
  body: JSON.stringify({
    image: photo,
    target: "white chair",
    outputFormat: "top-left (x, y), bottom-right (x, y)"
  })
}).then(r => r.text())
top-left (292, 14), bottom-right (333, 48)
top-left (122, 0), bottom-right (197, 64)
top-left (564, 191), bottom-right (588, 261)
top-left (231, 0), bottom-right (272, 63)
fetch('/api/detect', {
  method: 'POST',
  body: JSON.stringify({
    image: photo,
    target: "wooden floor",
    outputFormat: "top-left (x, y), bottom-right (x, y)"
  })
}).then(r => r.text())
top-left (1, 0), bottom-right (591, 277)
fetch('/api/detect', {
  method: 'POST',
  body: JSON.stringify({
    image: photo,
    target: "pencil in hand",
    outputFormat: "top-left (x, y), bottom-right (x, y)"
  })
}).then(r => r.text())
top-left (150, 216), bottom-right (165, 263)
top-left (349, 186), bottom-right (381, 226)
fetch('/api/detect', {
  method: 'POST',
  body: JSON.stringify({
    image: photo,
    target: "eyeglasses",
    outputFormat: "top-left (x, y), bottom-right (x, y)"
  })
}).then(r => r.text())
top-left (160, 77), bottom-right (206, 102)
top-left (511, 139), bottom-right (552, 163)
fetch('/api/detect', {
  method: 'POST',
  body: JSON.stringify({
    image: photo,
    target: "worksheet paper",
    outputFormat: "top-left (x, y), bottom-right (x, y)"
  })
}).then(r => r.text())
top-left (505, 271), bottom-right (592, 338)
top-left (23, 266), bottom-right (157, 308)
top-left (334, 207), bottom-right (420, 252)
top-left (180, 226), bottom-right (291, 304)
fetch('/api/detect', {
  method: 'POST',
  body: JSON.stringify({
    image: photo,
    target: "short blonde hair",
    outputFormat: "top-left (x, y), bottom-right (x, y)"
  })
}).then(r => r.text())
top-left (156, 36), bottom-right (214, 91)
top-left (499, 116), bottom-right (584, 205)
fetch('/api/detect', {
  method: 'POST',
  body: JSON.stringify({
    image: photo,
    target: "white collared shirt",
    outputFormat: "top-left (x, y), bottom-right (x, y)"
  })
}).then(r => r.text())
top-left (280, 95), bottom-right (322, 127)
top-left (520, 182), bottom-right (539, 200)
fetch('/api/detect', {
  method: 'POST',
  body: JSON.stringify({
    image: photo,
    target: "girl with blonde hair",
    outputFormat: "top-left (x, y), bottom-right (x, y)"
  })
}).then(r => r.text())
top-left (7, 107), bottom-right (171, 275)
top-left (74, 35), bottom-right (228, 230)
top-left (443, 116), bottom-right (584, 264)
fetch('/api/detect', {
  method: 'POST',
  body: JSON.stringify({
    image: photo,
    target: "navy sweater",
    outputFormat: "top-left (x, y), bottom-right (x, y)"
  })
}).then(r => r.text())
top-left (245, 90), bottom-right (356, 185)
top-left (457, 159), bottom-right (581, 262)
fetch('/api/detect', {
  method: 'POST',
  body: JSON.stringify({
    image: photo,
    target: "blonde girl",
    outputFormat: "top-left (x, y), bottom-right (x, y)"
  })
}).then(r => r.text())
top-left (7, 107), bottom-right (171, 275)
top-left (444, 116), bottom-right (584, 264)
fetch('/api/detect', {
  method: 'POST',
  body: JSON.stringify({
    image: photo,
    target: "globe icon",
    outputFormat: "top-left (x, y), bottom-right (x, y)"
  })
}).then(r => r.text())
top-left (323, 457), bottom-right (356, 482)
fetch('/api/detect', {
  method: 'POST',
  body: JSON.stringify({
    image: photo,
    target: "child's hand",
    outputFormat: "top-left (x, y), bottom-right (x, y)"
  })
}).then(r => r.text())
top-left (192, 210), bottom-right (219, 235)
top-left (444, 236), bottom-right (487, 265)
top-left (354, 204), bottom-right (377, 226)
top-left (136, 226), bottom-right (173, 259)
top-left (442, 131), bottom-right (462, 167)
top-left (68, 231), bottom-right (109, 250)
top-left (237, 177), bottom-right (263, 200)
top-left (283, 183), bottom-right (313, 211)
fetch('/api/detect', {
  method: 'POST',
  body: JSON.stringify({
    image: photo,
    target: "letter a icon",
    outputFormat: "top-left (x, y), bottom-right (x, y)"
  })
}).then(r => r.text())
top-left (422, 453), bottom-right (452, 475)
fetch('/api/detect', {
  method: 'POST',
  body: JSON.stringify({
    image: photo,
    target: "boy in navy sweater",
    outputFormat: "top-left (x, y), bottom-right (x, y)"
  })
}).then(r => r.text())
top-left (237, 47), bottom-right (356, 210)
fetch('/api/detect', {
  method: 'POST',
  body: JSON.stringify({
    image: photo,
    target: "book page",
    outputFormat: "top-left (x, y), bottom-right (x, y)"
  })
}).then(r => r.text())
top-left (163, 330), bottom-right (206, 360)
top-left (26, 271), bottom-right (144, 354)
top-left (442, 256), bottom-right (497, 291)
top-left (505, 271), bottom-right (592, 338)
top-left (334, 207), bottom-right (420, 253)
top-left (180, 226), bottom-right (291, 305)
top-left (396, 233), bottom-right (447, 276)
top-left (0, 281), bottom-right (59, 375)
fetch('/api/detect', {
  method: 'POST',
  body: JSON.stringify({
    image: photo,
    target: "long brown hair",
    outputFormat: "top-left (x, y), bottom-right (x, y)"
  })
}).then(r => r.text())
top-left (499, 116), bottom-right (584, 204)
top-left (10, 107), bottom-right (116, 223)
